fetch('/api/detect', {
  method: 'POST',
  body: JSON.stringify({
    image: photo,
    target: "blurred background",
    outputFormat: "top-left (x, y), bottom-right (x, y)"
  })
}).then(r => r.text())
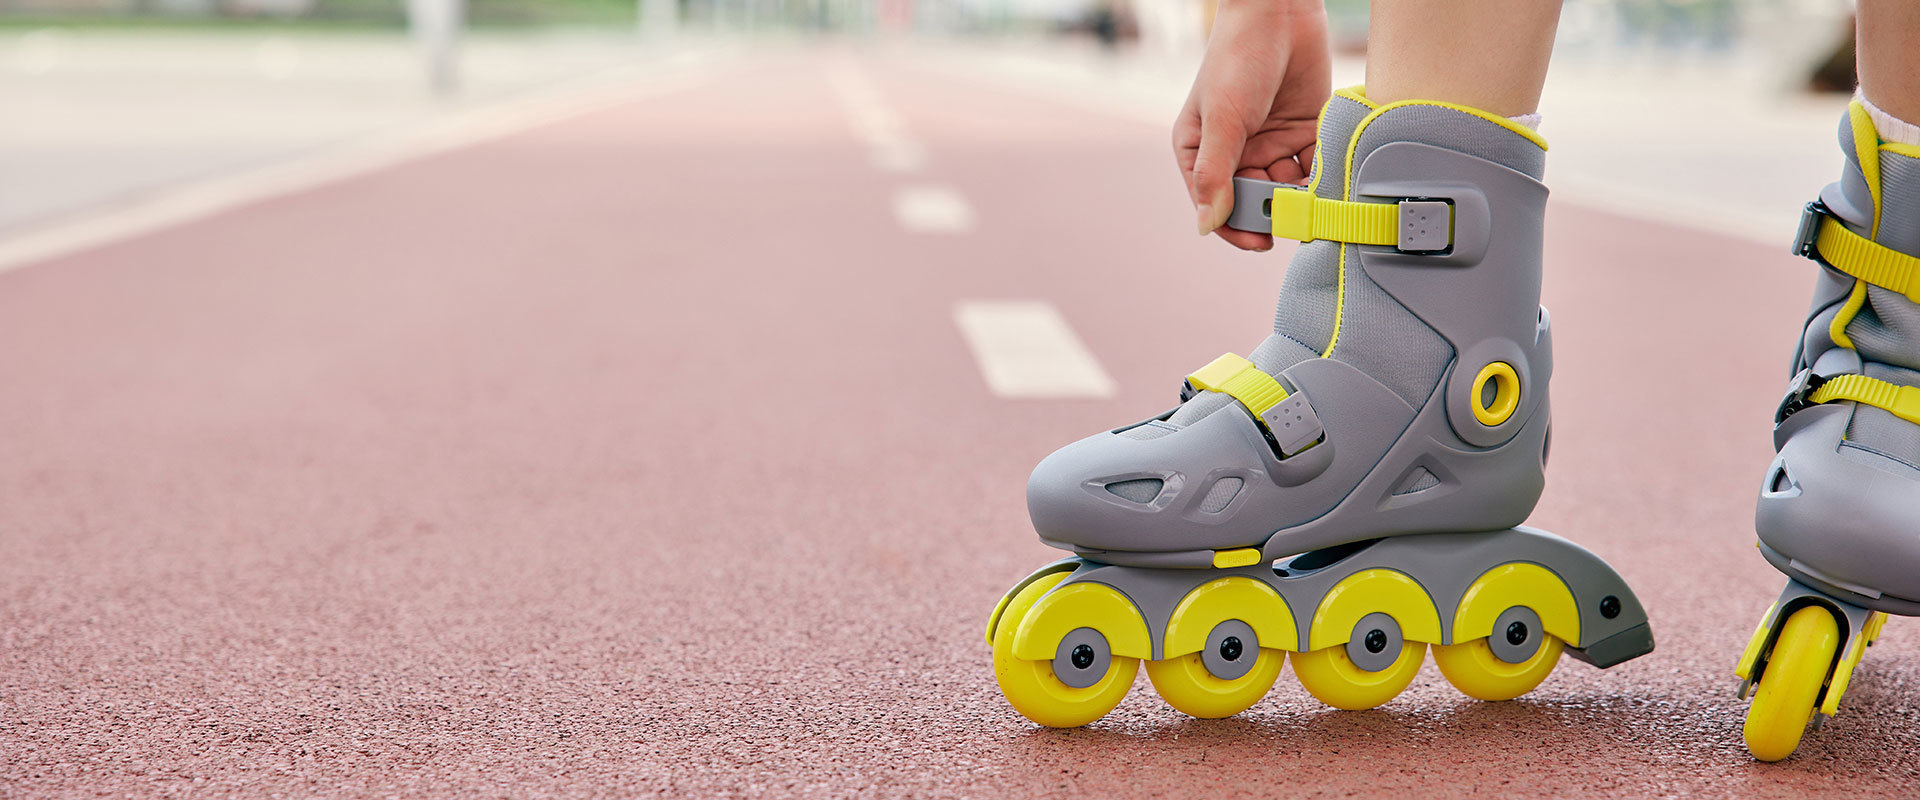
top-left (0, 0), bottom-right (1863, 244)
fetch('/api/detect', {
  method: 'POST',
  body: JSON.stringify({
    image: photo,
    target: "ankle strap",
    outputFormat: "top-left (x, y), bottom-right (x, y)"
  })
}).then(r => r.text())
top-left (1228, 177), bottom-right (1452, 254)
top-left (1795, 201), bottom-right (1920, 303)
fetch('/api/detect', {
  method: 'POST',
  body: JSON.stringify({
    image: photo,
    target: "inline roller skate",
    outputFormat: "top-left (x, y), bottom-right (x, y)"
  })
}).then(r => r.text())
top-left (1736, 100), bottom-right (1920, 761)
top-left (986, 88), bottom-right (1655, 728)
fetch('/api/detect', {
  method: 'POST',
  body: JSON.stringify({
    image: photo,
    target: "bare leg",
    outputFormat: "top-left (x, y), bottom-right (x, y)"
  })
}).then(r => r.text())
top-left (1857, 0), bottom-right (1920, 121)
top-left (1366, 0), bottom-right (1562, 116)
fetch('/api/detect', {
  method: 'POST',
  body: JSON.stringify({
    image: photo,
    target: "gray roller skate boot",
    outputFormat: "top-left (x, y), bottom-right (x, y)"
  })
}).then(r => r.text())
top-left (986, 88), bottom-right (1654, 728)
top-left (1738, 100), bottom-right (1920, 761)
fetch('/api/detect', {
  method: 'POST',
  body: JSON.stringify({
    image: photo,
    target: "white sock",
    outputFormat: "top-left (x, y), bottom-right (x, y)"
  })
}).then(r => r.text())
top-left (1507, 113), bottom-right (1543, 132)
top-left (1859, 90), bottom-right (1920, 146)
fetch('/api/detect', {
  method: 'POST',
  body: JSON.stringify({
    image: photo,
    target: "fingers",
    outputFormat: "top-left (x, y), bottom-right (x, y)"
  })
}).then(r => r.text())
top-left (1216, 227), bottom-right (1276, 252)
top-left (1189, 100), bottom-right (1251, 236)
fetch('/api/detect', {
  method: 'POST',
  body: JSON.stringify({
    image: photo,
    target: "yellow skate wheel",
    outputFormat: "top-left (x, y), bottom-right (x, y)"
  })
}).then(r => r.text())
top-left (1292, 568), bottom-right (1440, 710)
top-left (990, 572), bottom-right (1139, 727)
top-left (1145, 576), bottom-right (1294, 719)
top-left (1146, 649), bottom-right (1285, 719)
top-left (1745, 606), bottom-right (1841, 762)
top-left (1292, 641), bottom-right (1426, 710)
top-left (1432, 634), bottom-right (1564, 701)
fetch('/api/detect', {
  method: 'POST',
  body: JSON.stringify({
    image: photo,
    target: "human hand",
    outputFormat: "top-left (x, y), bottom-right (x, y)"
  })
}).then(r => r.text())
top-left (1173, 0), bottom-right (1331, 251)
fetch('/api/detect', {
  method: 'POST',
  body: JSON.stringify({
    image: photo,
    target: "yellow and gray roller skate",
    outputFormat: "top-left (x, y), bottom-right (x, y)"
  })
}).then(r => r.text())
top-left (1736, 101), bottom-right (1920, 761)
top-left (986, 88), bottom-right (1655, 728)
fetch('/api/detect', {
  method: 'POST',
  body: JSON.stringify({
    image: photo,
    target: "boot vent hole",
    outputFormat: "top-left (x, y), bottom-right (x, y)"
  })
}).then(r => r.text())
top-left (1393, 467), bottom-right (1440, 496)
top-left (1199, 477), bottom-right (1243, 513)
top-left (1105, 478), bottom-right (1164, 504)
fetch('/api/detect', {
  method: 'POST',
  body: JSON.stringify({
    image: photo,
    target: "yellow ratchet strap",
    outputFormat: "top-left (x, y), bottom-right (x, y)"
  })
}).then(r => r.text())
top-left (1804, 211), bottom-right (1920, 303)
top-left (1188, 353), bottom-right (1288, 417)
top-left (1811, 374), bottom-right (1920, 425)
top-left (1269, 186), bottom-right (1400, 246)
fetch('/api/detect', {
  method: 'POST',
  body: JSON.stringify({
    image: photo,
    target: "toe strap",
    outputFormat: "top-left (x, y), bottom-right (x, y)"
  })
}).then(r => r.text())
top-left (1185, 353), bottom-right (1325, 456)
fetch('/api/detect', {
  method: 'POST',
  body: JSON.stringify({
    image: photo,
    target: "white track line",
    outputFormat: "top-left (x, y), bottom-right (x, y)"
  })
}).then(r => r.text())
top-left (893, 184), bottom-right (974, 233)
top-left (826, 61), bottom-right (925, 173)
top-left (954, 300), bottom-right (1115, 399)
top-left (0, 49), bottom-right (734, 275)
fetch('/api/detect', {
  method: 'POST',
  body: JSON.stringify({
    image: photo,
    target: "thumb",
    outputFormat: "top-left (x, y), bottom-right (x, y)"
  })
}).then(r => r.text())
top-left (1190, 107), bottom-right (1248, 236)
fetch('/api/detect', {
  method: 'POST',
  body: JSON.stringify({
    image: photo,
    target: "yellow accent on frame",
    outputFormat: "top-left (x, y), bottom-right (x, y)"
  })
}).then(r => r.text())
top-left (1188, 353), bottom-right (1289, 416)
top-left (1733, 603), bottom-right (1778, 681)
top-left (1820, 619), bottom-right (1871, 716)
top-left (1010, 580), bottom-right (1153, 662)
top-left (1470, 361), bottom-right (1521, 427)
top-left (1450, 563), bottom-right (1580, 647)
top-left (1161, 576), bottom-right (1298, 658)
top-left (1306, 568), bottom-right (1443, 652)
top-left (1210, 547), bottom-right (1264, 569)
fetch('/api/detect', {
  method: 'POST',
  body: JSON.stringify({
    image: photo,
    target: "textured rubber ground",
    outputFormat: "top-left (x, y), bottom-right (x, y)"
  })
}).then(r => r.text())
top-left (2, 50), bottom-right (1916, 798)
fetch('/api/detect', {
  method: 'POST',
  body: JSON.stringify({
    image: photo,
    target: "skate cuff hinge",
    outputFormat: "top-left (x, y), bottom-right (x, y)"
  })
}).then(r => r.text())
top-left (1228, 177), bottom-right (1452, 254)
top-left (1794, 201), bottom-right (1920, 303)
top-left (1186, 353), bottom-right (1324, 456)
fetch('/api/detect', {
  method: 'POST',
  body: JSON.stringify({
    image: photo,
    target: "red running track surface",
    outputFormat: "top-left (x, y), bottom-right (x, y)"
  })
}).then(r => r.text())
top-left (2, 48), bottom-right (1916, 798)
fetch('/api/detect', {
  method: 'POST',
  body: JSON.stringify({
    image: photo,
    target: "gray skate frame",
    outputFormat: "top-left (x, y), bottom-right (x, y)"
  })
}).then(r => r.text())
top-left (989, 526), bottom-right (1655, 669)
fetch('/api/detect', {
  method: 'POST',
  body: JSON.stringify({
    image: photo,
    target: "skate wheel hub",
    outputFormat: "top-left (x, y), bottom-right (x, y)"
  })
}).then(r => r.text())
top-left (1344, 613), bottom-right (1407, 673)
top-left (1488, 606), bottom-right (1545, 664)
top-left (1200, 619), bottom-right (1259, 681)
top-left (1053, 627), bottom-right (1114, 689)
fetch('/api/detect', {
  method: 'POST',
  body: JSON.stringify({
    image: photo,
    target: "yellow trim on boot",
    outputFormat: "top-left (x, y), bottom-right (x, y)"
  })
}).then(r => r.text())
top-left (1811, 373), bottom-right (1920, 425)
top-left (1188, 353), bottom-right (1289, 416)
top-left (1830, 281), bottom-right (1868, 350)
top-left (1848, 100), bottom-right (1883, 237)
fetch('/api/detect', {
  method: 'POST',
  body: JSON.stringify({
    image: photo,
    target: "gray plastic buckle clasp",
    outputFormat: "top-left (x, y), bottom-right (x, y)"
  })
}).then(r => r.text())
top-left (1226, 176), bottom-right (1285, 235)
top-left (1259, 393), bottom-right (1324, 457)
top-left (1775, 367), bottom-right (1830, 424)
top-left (1793, 201), bottom-right (1828, 261)
top-left (1397, 200), bottom-right (1452, 254)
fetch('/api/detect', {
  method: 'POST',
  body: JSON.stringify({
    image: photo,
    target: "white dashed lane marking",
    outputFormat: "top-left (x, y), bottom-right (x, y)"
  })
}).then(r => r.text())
top-left (826, 62), bottom-right (925, 173)
top-left (893, 184), bottom-right (975, 234)
top-left (953, 301), bottom-right (1115, 399)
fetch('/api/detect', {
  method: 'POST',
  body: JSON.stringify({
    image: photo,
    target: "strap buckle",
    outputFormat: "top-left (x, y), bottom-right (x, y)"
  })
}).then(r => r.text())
top-left (1181, 353), bottom-right (1325, 457)
top-left (1792, 201), bottom-right (1830, 262)
top-left (1776, 368), bottom-right (1831, 424)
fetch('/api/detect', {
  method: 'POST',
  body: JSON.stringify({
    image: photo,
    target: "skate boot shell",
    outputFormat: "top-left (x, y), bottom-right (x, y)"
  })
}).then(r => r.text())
top-left (987, 88), bottom-right (1655, 727)
top-left (1737, 101), bottom-right (1920, 761)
